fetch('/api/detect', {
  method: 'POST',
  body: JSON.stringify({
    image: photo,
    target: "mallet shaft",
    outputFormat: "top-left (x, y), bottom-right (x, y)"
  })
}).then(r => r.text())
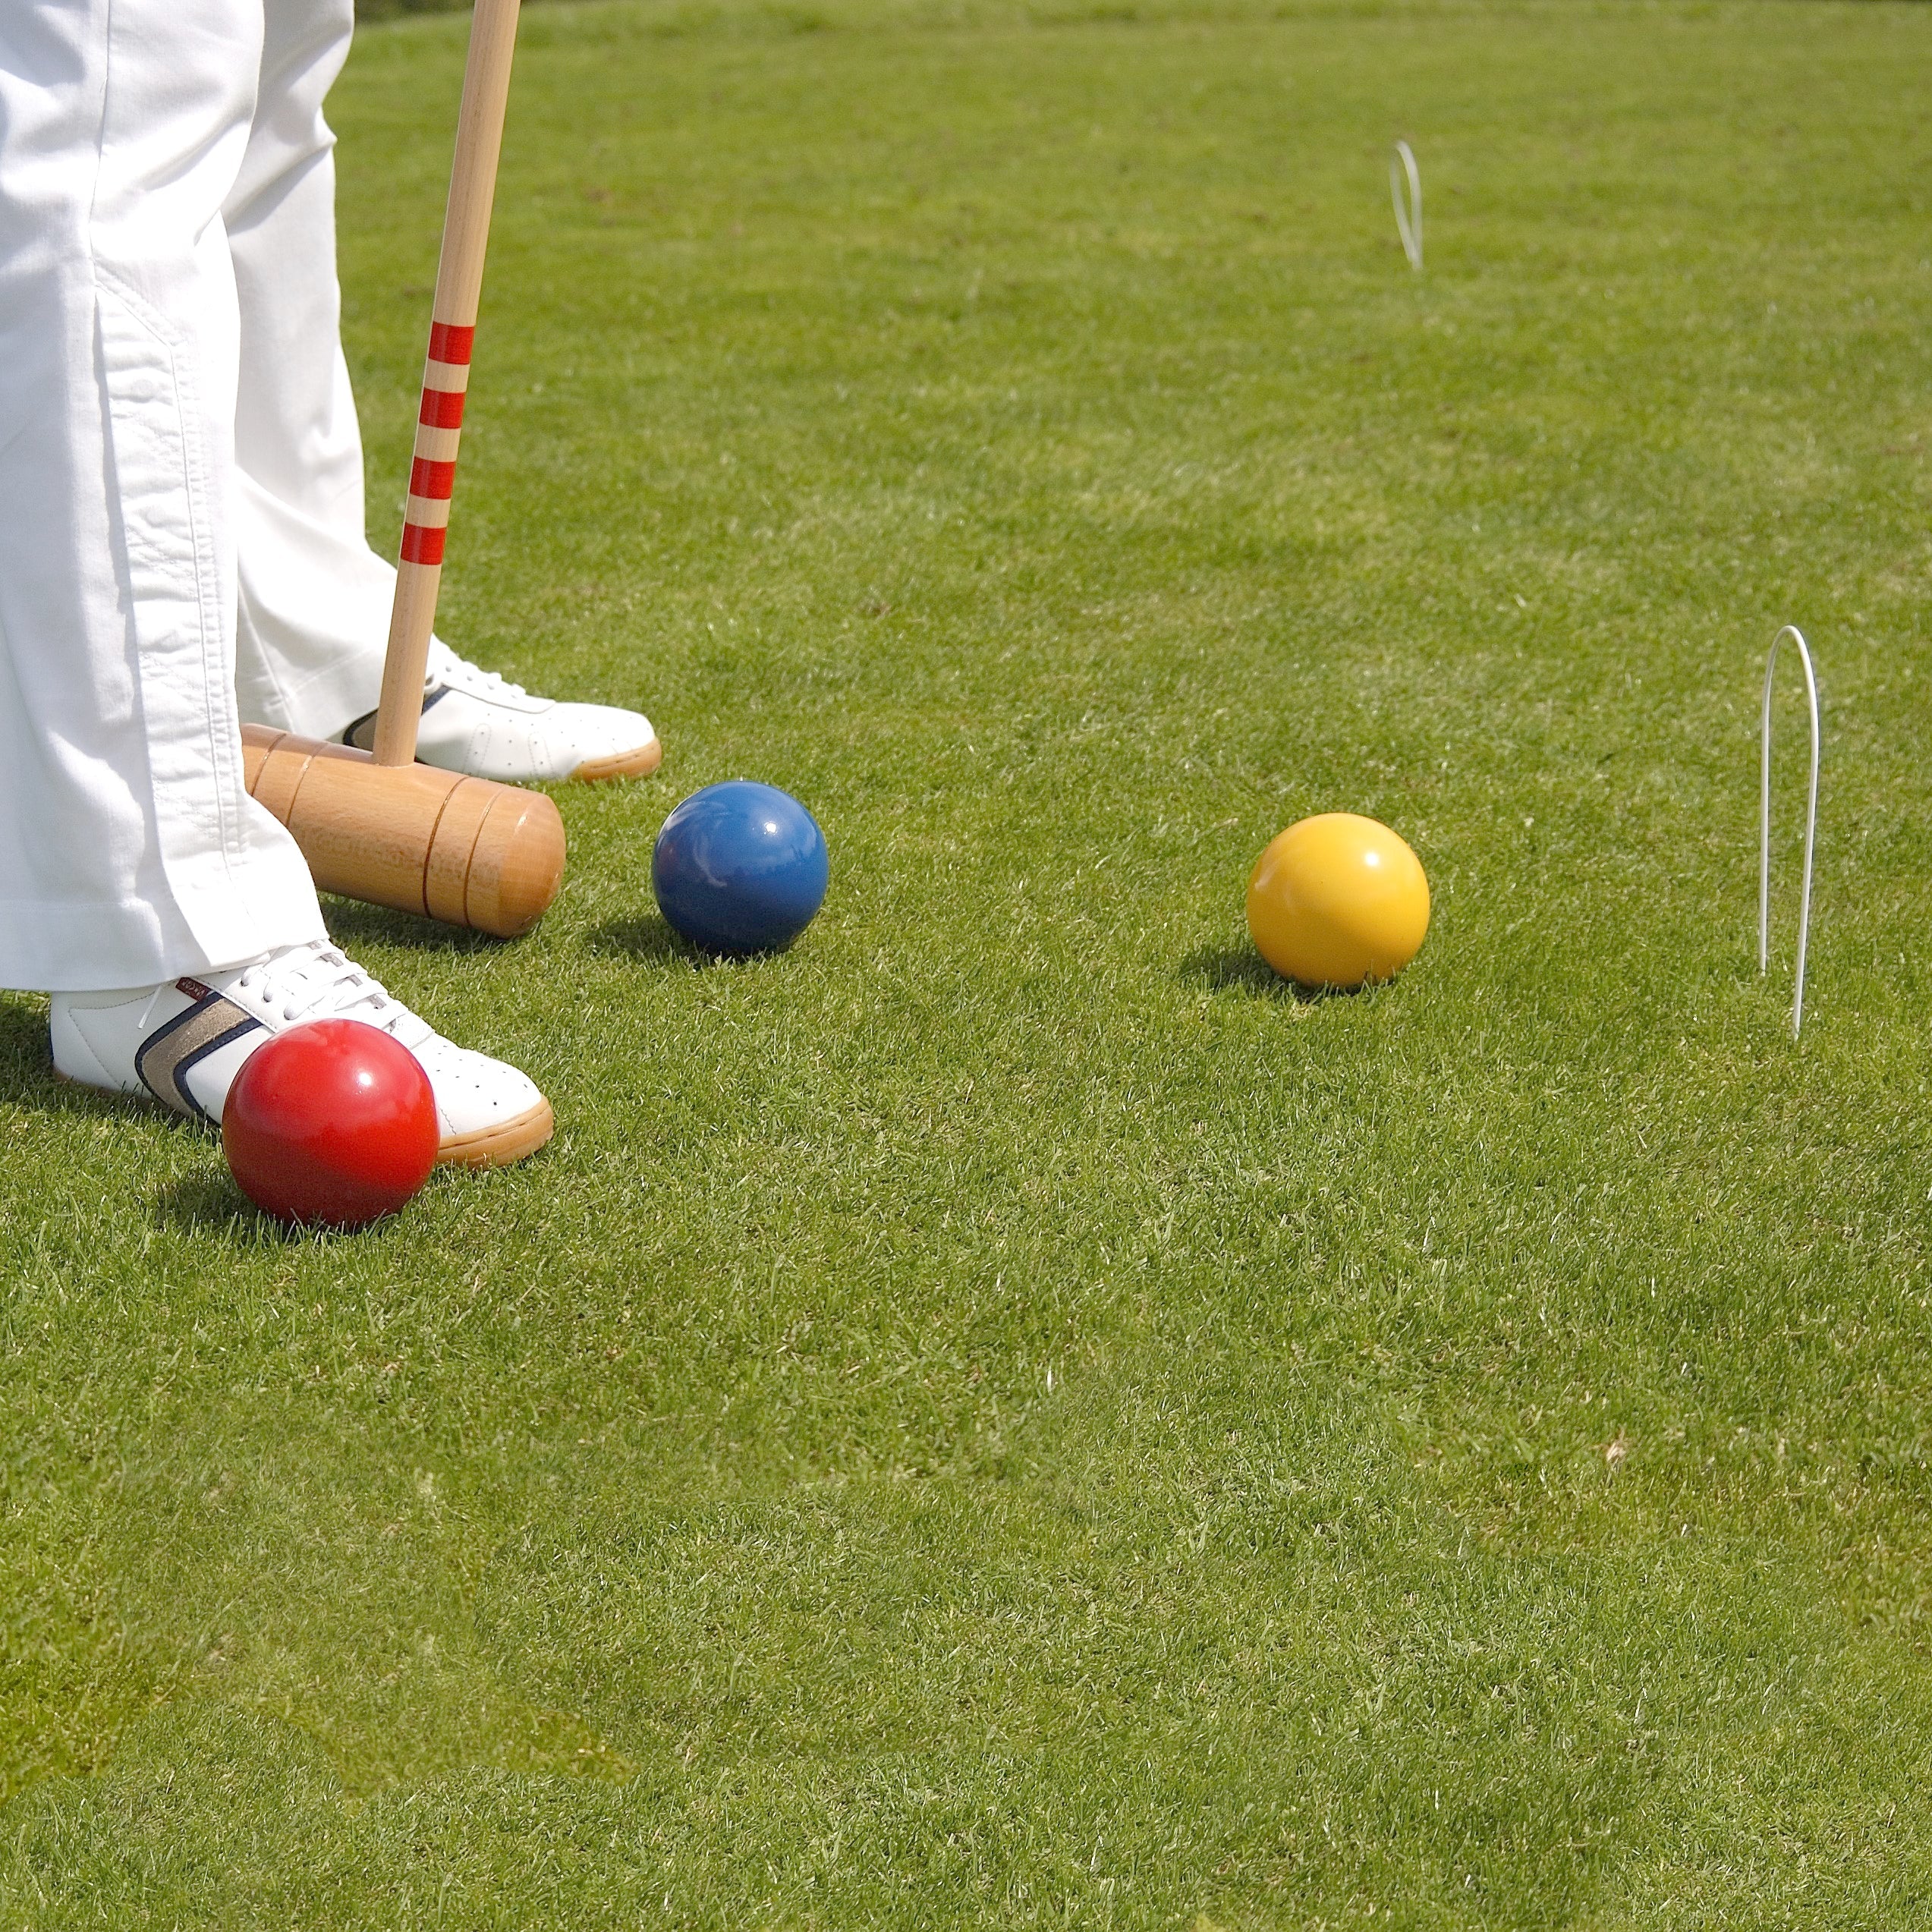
top-left (373, 0), bottom-right (524, 769)
top-left (241, 0), bottom-right (565, 940)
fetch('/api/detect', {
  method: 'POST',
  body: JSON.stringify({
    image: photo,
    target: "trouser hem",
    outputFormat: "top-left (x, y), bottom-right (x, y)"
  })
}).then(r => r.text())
top-left (0, 892), bottom-right (328, 994)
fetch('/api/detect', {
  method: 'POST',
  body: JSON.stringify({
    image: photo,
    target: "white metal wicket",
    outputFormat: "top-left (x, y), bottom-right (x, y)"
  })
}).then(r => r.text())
top-left (1391, 140), bottom-right (1422, 272)
top-left (1758, 625), bottom-right (1820, 1037)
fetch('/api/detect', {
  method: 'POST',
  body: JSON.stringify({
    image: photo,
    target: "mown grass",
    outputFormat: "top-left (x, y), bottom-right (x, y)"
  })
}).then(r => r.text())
top-left (6, 0), bottom-right (1932, 1922)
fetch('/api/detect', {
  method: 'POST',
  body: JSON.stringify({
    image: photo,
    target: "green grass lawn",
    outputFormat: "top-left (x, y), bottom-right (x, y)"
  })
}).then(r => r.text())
top-left (7, 0), bottom-right (1932, 1921)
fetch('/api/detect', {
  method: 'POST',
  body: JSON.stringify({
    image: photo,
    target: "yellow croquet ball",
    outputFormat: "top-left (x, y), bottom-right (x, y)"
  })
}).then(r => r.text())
top-left (1245, 813), bottom-right (1430, 990)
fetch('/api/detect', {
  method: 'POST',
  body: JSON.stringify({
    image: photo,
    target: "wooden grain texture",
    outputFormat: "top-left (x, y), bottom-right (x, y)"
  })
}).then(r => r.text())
top-left (242, 725), bottom-right (565, 939)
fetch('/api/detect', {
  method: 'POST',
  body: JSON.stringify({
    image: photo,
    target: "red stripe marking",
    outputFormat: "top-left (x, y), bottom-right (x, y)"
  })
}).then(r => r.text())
top-left (409, 457), bottom-right (458, 501)
top-left (427, 322), bottom-right (475, 364)
top-left (418, 385), bottom-right (466, 429)
top-left (400, 522), bottom-right (447, 565)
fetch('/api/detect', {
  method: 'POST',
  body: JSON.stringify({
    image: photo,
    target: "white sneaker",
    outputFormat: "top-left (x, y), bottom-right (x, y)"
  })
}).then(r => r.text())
top-left (341, 641), bottom-right (662, 784)
top-left (50, 939), bottom-right (554, 1168)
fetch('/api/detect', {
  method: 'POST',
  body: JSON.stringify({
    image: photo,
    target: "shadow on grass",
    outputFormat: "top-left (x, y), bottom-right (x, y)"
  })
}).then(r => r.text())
top-left (149, 1168), bottom-right (459, 1247)
top-left (148, 1171), bottom-right (320, 1247)
top-left (1178, 944), bottom-right (1354, 1005)
top-left (323, 897), bottom-right (510, 958)
top-left (585, 917), bottom-right (776, 970)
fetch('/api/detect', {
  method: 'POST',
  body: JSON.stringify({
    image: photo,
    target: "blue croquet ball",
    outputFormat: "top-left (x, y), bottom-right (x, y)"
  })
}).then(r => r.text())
top-left (651, 781), bottom-right (829, 955)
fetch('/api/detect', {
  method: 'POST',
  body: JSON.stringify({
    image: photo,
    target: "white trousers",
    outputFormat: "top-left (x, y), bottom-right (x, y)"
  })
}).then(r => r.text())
top-left (0, 0), bottom-right (414, 991)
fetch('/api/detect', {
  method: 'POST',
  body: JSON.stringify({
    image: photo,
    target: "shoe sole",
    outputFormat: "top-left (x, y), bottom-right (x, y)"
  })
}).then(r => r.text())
top-left (436, 1096), bottom-right (555, 1169)
top-left (571, 735), bottom-right (662, 782)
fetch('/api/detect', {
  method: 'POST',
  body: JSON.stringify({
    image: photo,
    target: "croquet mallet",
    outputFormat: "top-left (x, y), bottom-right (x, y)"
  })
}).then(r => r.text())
top-left (240, 0), bottom-right (564, 940)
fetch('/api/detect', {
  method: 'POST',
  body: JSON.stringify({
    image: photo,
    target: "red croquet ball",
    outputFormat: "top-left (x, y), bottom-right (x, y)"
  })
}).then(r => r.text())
top-left (222, 1019), bottom-right (439, 1229)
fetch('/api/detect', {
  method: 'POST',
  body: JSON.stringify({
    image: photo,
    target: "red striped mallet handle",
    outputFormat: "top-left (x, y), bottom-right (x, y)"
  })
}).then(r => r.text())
top-left (373, 0), bottom-right (523, 769)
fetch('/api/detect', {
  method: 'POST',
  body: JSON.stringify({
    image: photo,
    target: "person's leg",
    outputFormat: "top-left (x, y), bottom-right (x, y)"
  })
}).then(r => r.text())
top-left (225, 0), bottom-right (395, 741)
top-left (226, 0), bottom-right (662, 781)
top-left (0, 0), bottom-right (551, 1162)
top-left (0, 0), bottom-right (326, 993)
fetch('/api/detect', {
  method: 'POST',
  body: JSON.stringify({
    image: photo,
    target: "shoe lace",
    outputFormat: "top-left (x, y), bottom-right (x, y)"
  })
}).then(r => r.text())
top-left (233, 940), bottom-right (408, 1033)
top-left (428, 643), bottom-right (529, 703)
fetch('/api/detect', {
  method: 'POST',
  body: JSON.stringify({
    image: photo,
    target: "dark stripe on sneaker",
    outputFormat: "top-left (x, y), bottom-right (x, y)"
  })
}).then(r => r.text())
top-left (341, 684), bottom-right (451, 754)
top-left (134, 993), bottom-right (265, 1124)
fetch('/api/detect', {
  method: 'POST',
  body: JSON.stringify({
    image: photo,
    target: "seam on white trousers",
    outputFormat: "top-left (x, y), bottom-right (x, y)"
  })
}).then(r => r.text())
top-left (92, 269), bottom-right (253, 930)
